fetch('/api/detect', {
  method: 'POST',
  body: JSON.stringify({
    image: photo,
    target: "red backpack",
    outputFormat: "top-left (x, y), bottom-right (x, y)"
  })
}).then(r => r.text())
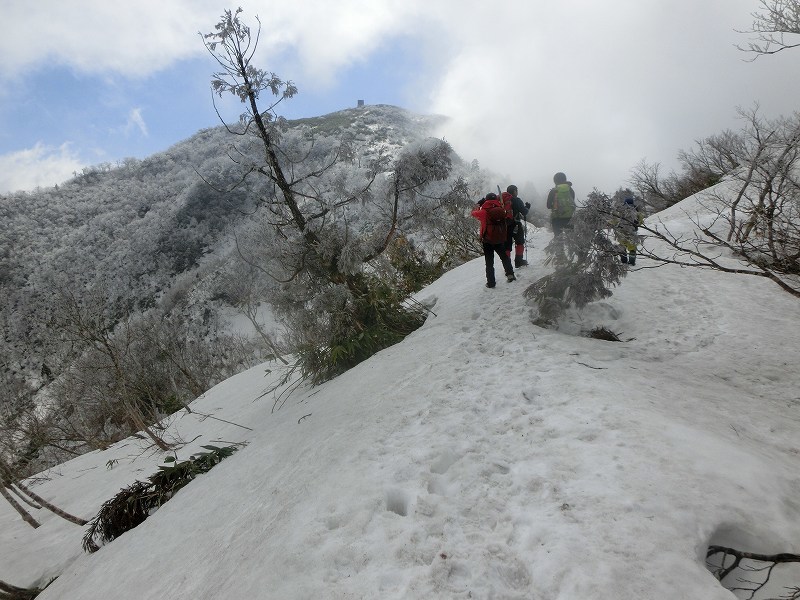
top-left (482, 198), bottom-right (507, 244)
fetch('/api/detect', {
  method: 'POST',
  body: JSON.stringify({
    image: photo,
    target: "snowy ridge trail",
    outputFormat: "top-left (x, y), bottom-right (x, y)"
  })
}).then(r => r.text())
top-left (3, 223), bottom-right (799, 599)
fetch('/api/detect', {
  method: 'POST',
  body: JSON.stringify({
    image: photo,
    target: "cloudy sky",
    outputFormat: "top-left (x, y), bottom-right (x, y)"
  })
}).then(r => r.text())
top-left (0, 0), bottom-right (797, 196)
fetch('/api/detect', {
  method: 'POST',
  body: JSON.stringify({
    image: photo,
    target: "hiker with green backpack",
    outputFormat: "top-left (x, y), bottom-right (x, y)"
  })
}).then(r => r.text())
top-left (545, 172), bottom-right (576, 238)
top-left (472, 193), bottom-right (516, 288)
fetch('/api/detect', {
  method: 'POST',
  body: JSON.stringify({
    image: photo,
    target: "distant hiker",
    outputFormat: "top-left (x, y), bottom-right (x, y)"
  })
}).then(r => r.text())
top-left (504, 185), bottom-right (531, 267)
top-left (545, 172), bottom-right (576, 238)
top-left (472, 193), bottom-right (516, 288)
top-left (615, 194), bottom-right (644, 265)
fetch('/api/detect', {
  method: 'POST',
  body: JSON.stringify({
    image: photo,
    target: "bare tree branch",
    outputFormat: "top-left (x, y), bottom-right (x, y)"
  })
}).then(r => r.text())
top-left (707, 544), bottom-right (800, 599)
top-left (737, 0), bottom-right (800, 59)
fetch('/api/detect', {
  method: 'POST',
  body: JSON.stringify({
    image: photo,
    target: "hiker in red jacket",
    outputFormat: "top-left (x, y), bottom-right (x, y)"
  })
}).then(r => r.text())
top-left (472, 193), bottom-right (516, 288)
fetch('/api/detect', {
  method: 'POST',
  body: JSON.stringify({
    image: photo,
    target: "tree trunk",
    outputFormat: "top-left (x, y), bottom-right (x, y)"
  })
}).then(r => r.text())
top-left (0, 579), bottom-right (42, 600)
top-left (11, 481), bottom-right (87, 526)
top-left (0, 485), bottom-right (40, 529)
top-left (8, 485), bottom-right (41, 510)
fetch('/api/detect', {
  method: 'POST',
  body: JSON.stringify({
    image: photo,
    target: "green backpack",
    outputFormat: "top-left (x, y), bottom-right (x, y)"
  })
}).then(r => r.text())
top-left (553, 183), bottom-right (575, 219)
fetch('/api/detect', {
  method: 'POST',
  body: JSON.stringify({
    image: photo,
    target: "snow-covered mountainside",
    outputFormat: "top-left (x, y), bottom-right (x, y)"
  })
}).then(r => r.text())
top-left (2, 191), bottom-right (799, 599)
top-left (0, 105), bottom-right (461, 382)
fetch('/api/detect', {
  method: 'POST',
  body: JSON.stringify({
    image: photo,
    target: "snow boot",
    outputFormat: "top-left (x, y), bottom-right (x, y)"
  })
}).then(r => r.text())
top-left (506, 273), bottom-right (516, 282)
top-left (515, 256), bottom-right (528, 267)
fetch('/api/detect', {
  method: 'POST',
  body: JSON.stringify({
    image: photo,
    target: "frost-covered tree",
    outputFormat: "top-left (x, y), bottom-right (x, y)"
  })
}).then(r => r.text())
top-left (629, 129), bottom-right (741, 212)
top-left (23, 283), bottom-right (258, 465)
top-left (525, 190), bottom-right (630, 326)
top-left (201, 9), bottom-right (465, 382)
top-left (737, 0), bottom-right (800, 57)
top-left (632, 107), bottom-right (800, 297)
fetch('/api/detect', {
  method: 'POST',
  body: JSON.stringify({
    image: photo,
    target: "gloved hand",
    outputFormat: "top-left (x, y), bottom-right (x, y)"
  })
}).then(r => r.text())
top-left (524, 202), bottom-right (531, 209)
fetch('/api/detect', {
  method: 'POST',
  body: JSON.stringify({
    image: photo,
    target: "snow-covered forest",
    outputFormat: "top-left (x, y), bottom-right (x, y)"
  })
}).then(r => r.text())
top-left (0, 103), bottom-right (503, 473)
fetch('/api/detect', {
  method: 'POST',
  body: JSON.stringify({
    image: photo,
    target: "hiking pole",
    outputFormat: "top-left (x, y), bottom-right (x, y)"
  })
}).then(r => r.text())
top-left (523, 218), bottom-right (528, 263)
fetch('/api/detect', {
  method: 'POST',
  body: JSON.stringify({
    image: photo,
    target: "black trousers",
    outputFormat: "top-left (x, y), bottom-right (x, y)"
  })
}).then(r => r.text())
top-left (505, 221), bottom-right (525, 254)
top-left (551, 217), bottom-right (573, 237)
top-left (483, 241), bottom-right (514, 285)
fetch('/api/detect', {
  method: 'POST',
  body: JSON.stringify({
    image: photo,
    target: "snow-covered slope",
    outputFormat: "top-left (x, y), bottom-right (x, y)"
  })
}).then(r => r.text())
top-left (2, 214), bottom-right (799, 599)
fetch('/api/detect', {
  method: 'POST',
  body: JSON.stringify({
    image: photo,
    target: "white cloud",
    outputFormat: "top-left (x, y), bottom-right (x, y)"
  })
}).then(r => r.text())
top-left (0, 1), bottom-right (424, 82)
top-left (0, 143), bottom-right (84, 193)
top-left (2, 0), bottom-right (799, 197)
top-left (125, 108), bottom-right (149, 138)
top-left (247, 1), bottom-right (427, 87)
top-left (0, 0), bottom-right (221, 79)
top-left (396, 0), bottom-right (800, 195)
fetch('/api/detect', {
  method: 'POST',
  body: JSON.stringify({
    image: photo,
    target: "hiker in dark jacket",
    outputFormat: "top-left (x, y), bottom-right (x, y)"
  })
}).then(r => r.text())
top-left (472, 193), bottom-right (515, 288)
top-left (504, 185), bottom-right (531, 267)
top-left (545, 172), bottom-right (576, 238)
